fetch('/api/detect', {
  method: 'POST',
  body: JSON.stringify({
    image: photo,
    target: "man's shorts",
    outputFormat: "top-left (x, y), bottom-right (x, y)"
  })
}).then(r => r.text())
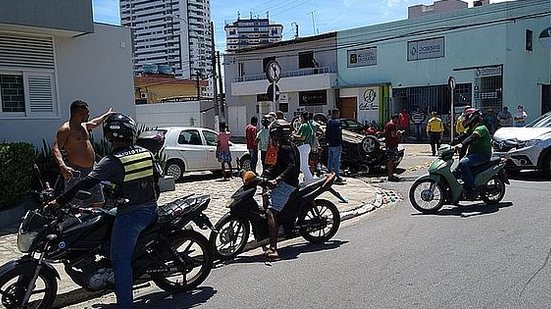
top-left (268, 182), bottom-right (297, 213)
top-left (217, 151), bottom-right (232, 163)
top-left (65, 164), bottom-right (104, 205)
top-left (386, 146), bottom-right (399, 161)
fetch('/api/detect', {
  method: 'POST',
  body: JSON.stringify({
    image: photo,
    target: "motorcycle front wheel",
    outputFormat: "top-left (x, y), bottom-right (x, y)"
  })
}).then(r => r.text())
top-left (209, 214), bottom-right (250, 260)
top-left (299, 199), bottom-right (340, 243)
top-left (480, 176), bottom-right (506, 204)
top-left (0, 263), bottom-right (57, 309)
top-left (152, 230), bottom-right (213, 293)
top-left (409, 178), bottom-right (446, 214)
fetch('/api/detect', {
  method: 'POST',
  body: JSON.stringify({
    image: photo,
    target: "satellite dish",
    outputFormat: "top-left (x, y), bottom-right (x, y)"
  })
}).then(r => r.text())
top-left (539, 26), bottom-right (551, 50)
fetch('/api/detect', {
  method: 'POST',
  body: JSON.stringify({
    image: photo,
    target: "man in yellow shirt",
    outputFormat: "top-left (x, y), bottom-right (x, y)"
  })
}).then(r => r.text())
top-left (455, 106), bottom-right (471, 158)
top-left (426, 112), bottom-right (444, 156)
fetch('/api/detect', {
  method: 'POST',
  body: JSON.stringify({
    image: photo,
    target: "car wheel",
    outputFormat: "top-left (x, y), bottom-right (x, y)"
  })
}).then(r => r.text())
top-left (239, 155), bottom-right (252, 171)
top-left (358, 135), bottom-right (380, 155)
top-left (165, 159), bottom-right (184, 181)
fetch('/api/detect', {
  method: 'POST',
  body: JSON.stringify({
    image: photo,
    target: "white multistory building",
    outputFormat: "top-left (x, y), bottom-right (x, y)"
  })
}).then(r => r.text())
top-left (120, 0), bottom-right (212, 80)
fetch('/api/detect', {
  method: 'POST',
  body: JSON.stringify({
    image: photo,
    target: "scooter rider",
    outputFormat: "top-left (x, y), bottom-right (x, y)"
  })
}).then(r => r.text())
top-left (264, 119), bottom-right (300, 260)
top-left (454, 108), bottom-right (492, 198)
top-left (47, 113), bottom-right (161, 309)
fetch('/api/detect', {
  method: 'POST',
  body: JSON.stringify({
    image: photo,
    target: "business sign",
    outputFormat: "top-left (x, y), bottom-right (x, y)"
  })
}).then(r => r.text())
top-left (299, 90), bottom-right (327, 106)
top-left (475, 66), bottom-right (502, 77)
top-left (347, 47), bottom-right (377, 68)
top-left (357, 87), bottom-right (379, 125)
top-left (408, 37), bottom-right (445, 61)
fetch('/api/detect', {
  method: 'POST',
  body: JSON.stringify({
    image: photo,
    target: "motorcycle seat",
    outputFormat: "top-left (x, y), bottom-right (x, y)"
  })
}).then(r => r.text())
top-left (298, 177), bottom-right (326, 192)
top-left (472, 158), bottom-right (502, 175)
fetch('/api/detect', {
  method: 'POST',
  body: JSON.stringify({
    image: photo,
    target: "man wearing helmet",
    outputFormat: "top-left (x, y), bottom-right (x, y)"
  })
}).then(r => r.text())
top-left (455, 108), bottom-right (492, 198)
top-left (48, 113), bottom-right (161, 308)
top-left (264, 119), bottom-right (300, 260)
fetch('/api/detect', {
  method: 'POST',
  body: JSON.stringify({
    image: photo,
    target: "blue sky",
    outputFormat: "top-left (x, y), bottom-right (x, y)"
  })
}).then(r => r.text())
top-left (92, 0), bottom-right (511, 50)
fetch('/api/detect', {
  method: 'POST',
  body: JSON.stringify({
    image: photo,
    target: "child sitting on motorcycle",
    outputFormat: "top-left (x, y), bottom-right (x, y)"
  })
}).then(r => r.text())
top-left (264, 119), bottom-right (300, 260)
top-left (453, 108), bottom-right (492, 198)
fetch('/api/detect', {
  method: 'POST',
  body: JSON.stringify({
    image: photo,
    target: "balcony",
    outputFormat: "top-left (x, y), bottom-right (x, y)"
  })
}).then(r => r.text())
top-left (231, 67), bottom-right (336, 96)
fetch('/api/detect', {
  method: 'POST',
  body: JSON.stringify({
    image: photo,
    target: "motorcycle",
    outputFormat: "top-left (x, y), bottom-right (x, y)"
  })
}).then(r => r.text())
top-left (0, 165), bottom-right (216, 309)
top-left (209, 173), bottom-right (346, 260)
top-left (409, 144), bottom-right (510, 214)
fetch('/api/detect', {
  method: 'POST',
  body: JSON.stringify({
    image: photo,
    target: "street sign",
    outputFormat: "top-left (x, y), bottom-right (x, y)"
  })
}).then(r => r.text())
top-left (448, 76), bottom-right (456, 91)
top-left (267, 84), bottom-right (280, 102)
top-left (266, 60), bottom-right (281, 83)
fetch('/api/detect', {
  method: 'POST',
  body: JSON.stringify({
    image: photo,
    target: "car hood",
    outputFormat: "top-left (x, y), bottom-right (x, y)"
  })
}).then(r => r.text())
top-left (493, 127), bottom-right (551, 142)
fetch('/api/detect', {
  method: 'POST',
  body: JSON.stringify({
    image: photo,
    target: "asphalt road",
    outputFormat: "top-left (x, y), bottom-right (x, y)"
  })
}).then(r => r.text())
top-left (67, 148), bottom-right (551, 309)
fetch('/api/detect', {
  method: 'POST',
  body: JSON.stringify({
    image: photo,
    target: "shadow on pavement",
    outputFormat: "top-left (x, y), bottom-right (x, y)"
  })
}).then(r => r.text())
top-left (411, 201), bottom-right (514, 218)
top-left (507, 171), bottom-right (550, 182)
top-left (214, 240), bottom-right (348, 266)
top-left (87, 287), bottom-right (217, 309)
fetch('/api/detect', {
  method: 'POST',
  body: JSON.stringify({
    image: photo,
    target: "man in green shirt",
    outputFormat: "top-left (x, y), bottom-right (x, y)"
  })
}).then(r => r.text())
top-left (455, 108), bottom-right (492, 197)
top-left (293, 112), bottom-right (314, 181)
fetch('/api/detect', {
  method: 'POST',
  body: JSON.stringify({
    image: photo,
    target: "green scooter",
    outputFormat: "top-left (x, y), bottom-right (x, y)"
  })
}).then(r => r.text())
top-left (409, 144), bottom-right (509, 214)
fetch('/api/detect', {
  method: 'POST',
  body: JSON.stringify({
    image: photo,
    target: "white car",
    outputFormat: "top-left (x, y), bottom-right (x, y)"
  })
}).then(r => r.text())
top-left (492, 111), bottom-right (551, 176)
top-left (138, 127), bottom-right (251, 180)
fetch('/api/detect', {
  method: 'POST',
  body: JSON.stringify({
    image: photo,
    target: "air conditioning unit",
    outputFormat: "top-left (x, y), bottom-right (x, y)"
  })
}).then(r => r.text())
top-left (140, 92), bottom-right (148, 99)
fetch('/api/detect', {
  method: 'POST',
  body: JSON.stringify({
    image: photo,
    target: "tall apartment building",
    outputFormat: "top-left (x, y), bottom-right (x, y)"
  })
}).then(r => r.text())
top-left (225, 18), bottom-right (283, 51)
top-left (120, 0), bottom-right (212, 79)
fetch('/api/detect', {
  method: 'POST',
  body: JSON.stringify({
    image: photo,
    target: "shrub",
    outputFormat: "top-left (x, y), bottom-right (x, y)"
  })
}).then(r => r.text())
top-left (0, 142), bottom-right (36, 207)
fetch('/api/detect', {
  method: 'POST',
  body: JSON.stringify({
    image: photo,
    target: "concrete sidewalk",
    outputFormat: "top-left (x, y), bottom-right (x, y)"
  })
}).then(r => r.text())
top-left (0, 175), bottom-right (397, 308)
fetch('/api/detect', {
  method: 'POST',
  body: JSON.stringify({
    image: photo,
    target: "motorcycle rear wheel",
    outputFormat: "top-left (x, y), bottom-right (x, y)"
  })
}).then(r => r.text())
top-left (299, 199), bottom-right (340, 243)
top-left (152, 230), bottom-right (213, 293)
top-left (0, 264), bottom-right (57, 309)
top-left (409, 178), bottom-right (446, 214)
top-left (209, 214), bottom-right (250, 260)
top-left (480, 176), bottom-right (506, 204)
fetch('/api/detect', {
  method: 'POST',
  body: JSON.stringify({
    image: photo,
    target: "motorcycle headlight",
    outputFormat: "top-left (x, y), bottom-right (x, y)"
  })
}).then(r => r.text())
top-left (518, 139), bottom-right (541, 148)
top-left (17, 230), bottom-right (38, 253)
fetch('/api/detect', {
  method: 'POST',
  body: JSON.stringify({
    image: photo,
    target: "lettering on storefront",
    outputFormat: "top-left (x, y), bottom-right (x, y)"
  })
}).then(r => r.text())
top-left (475, 66), bottom-right (502, 77)
top-left (347, 47), bottom-right (377, 67)
top-left (408, 37), bottom-right (445, 61)
top-left (299, 90), bottom-right (327, 106)
top-left (357, 87), bottom-right (379, 125)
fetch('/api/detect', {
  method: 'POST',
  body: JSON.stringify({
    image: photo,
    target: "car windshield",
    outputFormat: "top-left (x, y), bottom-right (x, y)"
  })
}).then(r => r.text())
top-left (525, 112), bottom-right (551, 128)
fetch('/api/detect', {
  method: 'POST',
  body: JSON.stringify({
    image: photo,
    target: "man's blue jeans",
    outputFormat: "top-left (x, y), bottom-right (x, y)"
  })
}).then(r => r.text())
top-left (249, 149), bottom-right (258, 174)
top-left (328, 146), bottom-right (342, 179)
top-left (414, 124), bottom-right (422, 141)
top-left (458, 153), bottom-right (490, 189)
top-left (111, 204), bottom-right (158, 309)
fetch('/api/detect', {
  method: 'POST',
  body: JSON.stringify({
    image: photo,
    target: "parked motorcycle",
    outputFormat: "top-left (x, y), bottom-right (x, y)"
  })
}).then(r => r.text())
top-left (209, 173), bottom-right (345, 260)
top-left (409, 144), bottom-right (509, 214)
top-left (0, 165), bottom-right (215, 309)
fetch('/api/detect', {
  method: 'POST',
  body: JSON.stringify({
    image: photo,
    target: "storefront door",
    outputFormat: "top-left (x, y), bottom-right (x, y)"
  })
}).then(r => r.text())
top-left (338, 97), bottom-right (357, 119)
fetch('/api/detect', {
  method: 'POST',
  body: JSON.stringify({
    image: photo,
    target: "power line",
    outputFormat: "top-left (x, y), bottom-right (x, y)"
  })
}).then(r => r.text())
top-left (271, 0), bottom-right (314, 17)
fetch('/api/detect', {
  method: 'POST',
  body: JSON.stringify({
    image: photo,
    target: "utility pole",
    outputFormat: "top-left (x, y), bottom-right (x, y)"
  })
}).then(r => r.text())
top-left (195, 71), bottom-right (201, 101)
top-left (216, 51), bottom-right (225, 123)
top-left (210, 21), bottom-right (219, 130)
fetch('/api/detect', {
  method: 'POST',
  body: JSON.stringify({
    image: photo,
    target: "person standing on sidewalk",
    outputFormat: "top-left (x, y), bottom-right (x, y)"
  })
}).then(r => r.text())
top-left (326, 108), bottom-right (345, 184)
top-left (256, 115), bottom-right (271, 172)
top-left (48, 113), bottom-right (160, 309)
top-left (514, 105), bottom-right (528, 127)
top-left (398, 107), bottom-right (410, 141)
top-left (497, 106), bottom-right (513, 128)
top-left (216, 123), bottom-right (233, 180)
top-left (52, 100), bottom-right (114, 207)
top-left (426, 112), bottom-right (444, 156)
top-left (455, 105), bottom-right (471, 159)
top-left (411, 106), bottom-right (426, 141)
top-left (245, 116), bottom-right (258, 174)
top-left (293, 112), bottom-right (314, 181)
top-left (384, 114), bottom-right (403, 182)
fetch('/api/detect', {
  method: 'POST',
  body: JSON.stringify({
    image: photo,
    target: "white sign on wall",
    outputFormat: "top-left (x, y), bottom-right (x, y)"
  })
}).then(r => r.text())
top-left (357, 87), bottom-right (379, 125)
top-left (408, 37), bottom-right (445, 61)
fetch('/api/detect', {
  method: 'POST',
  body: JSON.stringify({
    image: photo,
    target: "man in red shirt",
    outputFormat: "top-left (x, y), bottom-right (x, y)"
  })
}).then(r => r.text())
top-left (245, 116), bottom-right (258, 173)
top-left (398, 107), bottom-right (410, 141)
top-left (384, 114), bottom-right (403, 182)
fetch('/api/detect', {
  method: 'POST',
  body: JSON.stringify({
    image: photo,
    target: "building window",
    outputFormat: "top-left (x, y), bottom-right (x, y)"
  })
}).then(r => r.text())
top-left (262, 56), bottom-right (275, 72)
top-left (526, 29), bottom-right (533, 51)
top-left (299, 51), bottom-right (315, 69)
top-left (0, 75), bottom-right (25, 113)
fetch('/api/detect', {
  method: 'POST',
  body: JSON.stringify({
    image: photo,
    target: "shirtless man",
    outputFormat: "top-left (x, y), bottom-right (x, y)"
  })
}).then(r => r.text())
top-left (52, 100), bottom-right (114, 207)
